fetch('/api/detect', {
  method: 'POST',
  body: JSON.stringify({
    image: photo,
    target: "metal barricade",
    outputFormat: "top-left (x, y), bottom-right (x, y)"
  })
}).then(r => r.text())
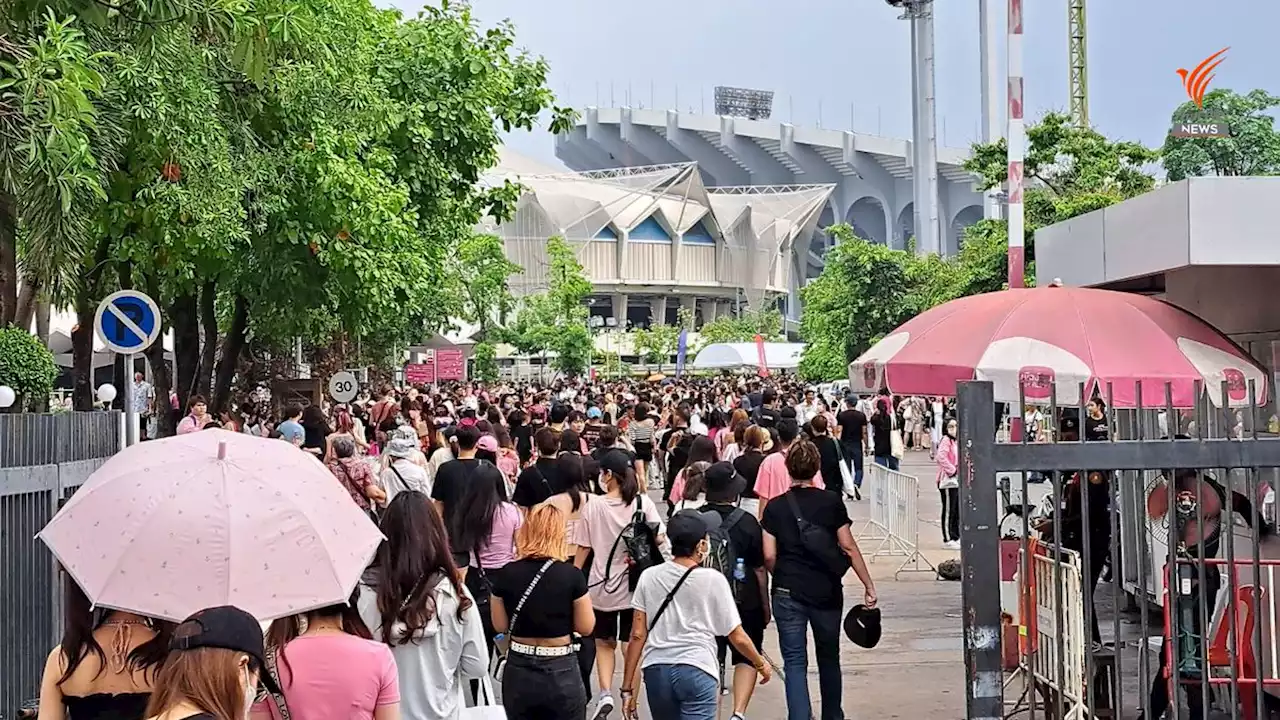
top-left (1011, 543), bottom-right (1089, 718)
top-left (860, 463), bottom-right (935, 577)
top-left (0, 412), bottom-right (120, 719)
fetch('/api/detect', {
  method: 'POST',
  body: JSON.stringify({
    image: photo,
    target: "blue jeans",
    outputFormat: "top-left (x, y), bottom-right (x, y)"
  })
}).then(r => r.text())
top-left (642, 663), bottom-right (718, 720)
top-left (773, 592), bottom-right (845, 720)
top-left (874, 455), bottom-right (899, 471)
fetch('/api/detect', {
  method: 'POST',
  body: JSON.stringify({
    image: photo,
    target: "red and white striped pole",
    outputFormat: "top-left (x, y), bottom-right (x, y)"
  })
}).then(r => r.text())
top-left (1007, 0), bottom-right (1025, 289)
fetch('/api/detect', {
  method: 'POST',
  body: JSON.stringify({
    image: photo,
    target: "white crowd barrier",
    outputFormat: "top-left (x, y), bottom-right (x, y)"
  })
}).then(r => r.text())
top-left (855, 462), bottom-right (934, 577)
top-left (1013, 544), bottom-right (1088, 718)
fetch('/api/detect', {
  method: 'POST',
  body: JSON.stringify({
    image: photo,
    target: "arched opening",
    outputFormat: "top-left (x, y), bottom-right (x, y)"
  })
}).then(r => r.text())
top-left (948, 205), bottom-right (984, 256)
top-left (844, 196), bottom-right (887, 246)
top-left (896, 203), bottom-right (914, 252)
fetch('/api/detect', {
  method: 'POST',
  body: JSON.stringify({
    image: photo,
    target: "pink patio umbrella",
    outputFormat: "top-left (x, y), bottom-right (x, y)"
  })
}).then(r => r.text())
top-left (847, 286), bottom-right (1268, 409)
top-left (39, 429), bottom-right (384, 622)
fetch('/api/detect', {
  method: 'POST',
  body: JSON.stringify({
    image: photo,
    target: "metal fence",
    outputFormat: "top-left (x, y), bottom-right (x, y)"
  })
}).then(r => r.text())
top-left (0, 412), bottom-right (120, 719)
top-left (958, 379), bottom-right (1280, 720)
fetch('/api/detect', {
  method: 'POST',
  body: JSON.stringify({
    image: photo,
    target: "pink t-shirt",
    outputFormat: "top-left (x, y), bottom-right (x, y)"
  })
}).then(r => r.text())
top-left (580, 494), bottom-right (665, 611)
top-left (754, 448), bottom-right (825, 501)
top-left (473, 502), bottom-right (522, 569)
top-left (264, 634), bottom-right (399, 720)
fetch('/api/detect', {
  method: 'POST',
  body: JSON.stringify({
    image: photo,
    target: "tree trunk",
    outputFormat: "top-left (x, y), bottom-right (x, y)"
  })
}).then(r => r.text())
top-left (13, 276), bottom-right (37, 330)
top-left (142, 273), bottom-right (176, 438)
top-left (171, 292), bottom-right (200, 409)
top-left (211, 294), bottom-right (248, 414)
top-left (0, 193), bottom-right (15, 325)
top-left (35, 298), bottom-right (50, 346)
top-left (72, 289), bottom-right (95, 410)
top-left (196, 281), bottom-right (216, 399)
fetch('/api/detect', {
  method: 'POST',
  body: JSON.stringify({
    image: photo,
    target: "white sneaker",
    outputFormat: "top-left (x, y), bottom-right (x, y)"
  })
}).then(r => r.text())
top-left (593, 692), bottom-right (615, 719)
top-left (945, 540), bottom-right (961, 550)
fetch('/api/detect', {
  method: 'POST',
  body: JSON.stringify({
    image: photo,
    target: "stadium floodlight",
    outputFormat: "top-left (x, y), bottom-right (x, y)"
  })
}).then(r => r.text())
top-left (714, 87), bottom-right (774, 120)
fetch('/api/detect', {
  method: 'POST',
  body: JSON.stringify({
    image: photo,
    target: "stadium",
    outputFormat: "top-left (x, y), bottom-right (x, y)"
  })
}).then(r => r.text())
top-left (485, 89), bottom-right (985, 332)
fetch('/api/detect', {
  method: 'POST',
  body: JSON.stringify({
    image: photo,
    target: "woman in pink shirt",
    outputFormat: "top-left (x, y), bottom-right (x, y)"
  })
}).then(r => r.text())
top-left (451, 461), bottom-right (522, 661)
top-left (935, 417), bottom-right (961, 549)
top-left (754, 419), bottom-right (823, 518)
top-left (257, 588), bottom-right (400, 720)
top-left (175, 395), bottom-right (209, 434)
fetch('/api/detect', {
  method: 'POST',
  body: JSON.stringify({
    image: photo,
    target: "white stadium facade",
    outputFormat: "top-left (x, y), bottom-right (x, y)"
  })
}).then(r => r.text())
top-left (485, 95), bottom-right (985, 332)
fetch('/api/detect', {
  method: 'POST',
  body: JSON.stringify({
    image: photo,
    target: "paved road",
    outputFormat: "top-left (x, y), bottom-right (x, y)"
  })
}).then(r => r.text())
top-left (611, 451), bottom-right (966, 720)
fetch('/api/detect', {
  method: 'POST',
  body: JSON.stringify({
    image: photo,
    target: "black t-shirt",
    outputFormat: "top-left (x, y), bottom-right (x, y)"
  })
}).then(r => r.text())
top-left (754, 406), bottom-right (780, 428)
top-left (581, 421), bottom-right (604, 450)
top-left (512, 458), bottom-right (563, 508)
top-left (869, 413), bottom-right (893, 457)
top-left (1084, 415), bottom-right (1109, 442)
top-left (431, 458), bottom-right (481, 536)
top-left (812, 435), bottom-right (843, 493)
top-left (837, 409), bottom-right (868, 448)
top-left (733, 451), bottom-right (767, 499)
top-left (666, 427), bottom-right (693, 484)
top-left (491, 558), bottom-right (587, 638)
top-left (511, 424), bottom-right (533, 465)
top-left (702, 502), bottom-right (765, 613)
top-left (761, 486), bottom-right (852, 610)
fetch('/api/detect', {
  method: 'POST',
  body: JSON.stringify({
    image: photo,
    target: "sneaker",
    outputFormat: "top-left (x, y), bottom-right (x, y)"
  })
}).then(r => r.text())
top-left (593, 692), bottom-right (614, 719)
top-left (945, 540), bottom-right (961, 550)
top-left (730, 714), bottom-right (747, 720)
top-left (853, 486), bottom-right (862, 501)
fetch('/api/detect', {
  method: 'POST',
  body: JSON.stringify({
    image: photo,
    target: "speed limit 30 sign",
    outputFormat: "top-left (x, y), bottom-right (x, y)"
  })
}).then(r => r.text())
top-left (328, 371), bottom-right (359, 403)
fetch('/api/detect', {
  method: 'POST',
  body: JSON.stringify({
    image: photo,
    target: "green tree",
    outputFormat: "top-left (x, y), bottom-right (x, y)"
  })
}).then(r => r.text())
top-left (697, 306), bottom-right (784, 350)
top-left (0, 325), bottom-right (56, 411)
top-left (471, 341), bottom-right (498, 383)
top-left (452, 233), bottom-right (522, 332)
top-left (507, 236), bottom-right (593, 377)
top-left (798, 224), bottom-right (915, 381)
top-left (1162, 88), bottom-right (1280, 180)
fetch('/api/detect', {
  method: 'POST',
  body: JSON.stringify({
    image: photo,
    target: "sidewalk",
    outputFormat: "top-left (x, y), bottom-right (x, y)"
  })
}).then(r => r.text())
top-left (626, 450), bottom-right (965, 719)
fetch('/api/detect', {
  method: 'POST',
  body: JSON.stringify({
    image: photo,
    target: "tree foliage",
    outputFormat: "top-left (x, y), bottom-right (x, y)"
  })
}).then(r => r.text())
top-left (0, 0), bottom-right (570, 421)
top-left (797, 112), bottom-right (1158, 381)
top-left (1162, 88), bottom-right (1280, 180)
top-left (450, 233), bottom-right (522, 332)
top-left (506, 236), bottom-right (593, 377)
top-left (471, 341), bottom-right (498, 383)
top-left (0, 325), bottom-right (56, 410)
top-left (697, 306), bottom-right (783, 350)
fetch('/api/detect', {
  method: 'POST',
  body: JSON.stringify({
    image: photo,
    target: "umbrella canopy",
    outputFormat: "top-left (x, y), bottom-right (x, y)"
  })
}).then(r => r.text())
top-left (848, 287), bottom-right (1267, 408)
top-left (39, 429), bottom-right (383, 622)
top-left (692, 342), bottom-right (806, 370)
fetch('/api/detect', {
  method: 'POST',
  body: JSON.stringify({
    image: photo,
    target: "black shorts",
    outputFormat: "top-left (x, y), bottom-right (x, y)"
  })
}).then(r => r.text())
top-left (717, 608), bottom-right (766, 667)
top-left (633, 442), bottom-right (653, 462)
top-left (593, 608), bottom-right (634, 642)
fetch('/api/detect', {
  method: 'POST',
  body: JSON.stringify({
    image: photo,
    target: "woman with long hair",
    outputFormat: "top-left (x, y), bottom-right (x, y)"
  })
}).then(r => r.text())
top-left (451, 462), bottom-right (521, 660)
top-left (626, 403), bottom-right (656, 491)
top-left (259, 589), bottom-right (398, 720)
top-left (144, 606), bottom-right (272, 720)
top-left (935, 417), bottom-right (961, 549)
top-left (359, 492), bottom-right (486, 720)
top-left (38, 578), bottom-right (172, 720)
top-left (574, 450), bottom-right (666, 720)
top-left (718, 410), bottom-right (749, 461)
top-left (732, 425), bottom-right (770, 516)
top-left (300, 405), bottom-right (332, 458)
top-left (671, 461), bottom-right (711, 512)
top-left (491, 505), bottom-right (595, 719)
top-left (666, 435), bottom-right (718, 506)
top-left (542, 453), bottom-right (598, 558)
top-left (325, 406), bottom-right (370, 461)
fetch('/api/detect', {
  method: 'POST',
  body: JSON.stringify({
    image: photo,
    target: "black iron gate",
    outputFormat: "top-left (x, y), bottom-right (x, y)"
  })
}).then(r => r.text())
top-left (958, 379), bottom-right (1280, 720)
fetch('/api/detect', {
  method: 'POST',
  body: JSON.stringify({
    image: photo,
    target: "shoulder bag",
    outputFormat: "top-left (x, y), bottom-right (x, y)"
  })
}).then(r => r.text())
top-left (646, 565), bottom-right (698, 630)
top-left (492, 558), bottom-right (555, 682)
top-left (889, 413), bottom-right (905, 460)
top-left (784, 490), bottom-right (851, 577)
top-left (263, 644), bottom-right (293, 720)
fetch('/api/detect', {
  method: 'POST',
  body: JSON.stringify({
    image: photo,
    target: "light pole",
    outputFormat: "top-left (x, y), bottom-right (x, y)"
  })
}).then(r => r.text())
top-left (0, 385), bottom-right (15, 411)
top-left (886, 0), bottom-right (940, 256)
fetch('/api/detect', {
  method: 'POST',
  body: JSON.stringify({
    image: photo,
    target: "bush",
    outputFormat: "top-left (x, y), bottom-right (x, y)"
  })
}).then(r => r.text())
top-left (0, 327), bottom-right (57, 411)
top-left (472, 341), bottom-right (498, 383)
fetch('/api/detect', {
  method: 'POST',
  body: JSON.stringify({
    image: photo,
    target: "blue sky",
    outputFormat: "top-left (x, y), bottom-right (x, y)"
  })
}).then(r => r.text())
top-left (387, 0), bottom-right (1279, 167)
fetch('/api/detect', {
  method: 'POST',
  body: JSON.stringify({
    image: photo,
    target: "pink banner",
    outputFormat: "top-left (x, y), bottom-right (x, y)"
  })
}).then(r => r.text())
top-left (436, 349), bottom-right (466, 381)
top-left (755, 334), bottom-right (769, 378)
top-left (405, 362), bottom-right (435, 385)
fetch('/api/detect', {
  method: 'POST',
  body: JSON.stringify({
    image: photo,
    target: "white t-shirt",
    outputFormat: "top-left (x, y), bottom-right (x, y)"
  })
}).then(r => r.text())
top-left (632, 562), bottom-right (741, 681)
top-left (579, 495), bottom-right (666, 611)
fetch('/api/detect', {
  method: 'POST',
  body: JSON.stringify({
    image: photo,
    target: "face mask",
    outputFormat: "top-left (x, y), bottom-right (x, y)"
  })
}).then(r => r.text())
top-left (242, 665), bottom-right (256, 719)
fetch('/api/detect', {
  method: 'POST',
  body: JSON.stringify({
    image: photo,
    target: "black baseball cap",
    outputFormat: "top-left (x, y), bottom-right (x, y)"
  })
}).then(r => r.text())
top-left (704, 461), bottom-right (747, 503)
top-left (843, 604), bottom-right (882, 648)
top-left (667, 509), bottom-right (721, 556)
top-left (599, 448), bottom-right (633, 477)
top-left (169, 606), bottom-right (280, 694)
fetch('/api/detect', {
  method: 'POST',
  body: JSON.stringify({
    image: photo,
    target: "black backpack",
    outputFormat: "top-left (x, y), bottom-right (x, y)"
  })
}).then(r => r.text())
top-left (699, 508), bottom-right (748, 602)
top-left (609, 495), bottom-right (662, 592)
top-left (784, 490), bottom-right (850, 577)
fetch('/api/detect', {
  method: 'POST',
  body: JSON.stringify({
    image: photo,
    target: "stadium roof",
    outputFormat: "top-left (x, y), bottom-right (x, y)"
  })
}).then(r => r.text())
top-left (482, 151), bottom-right (834, 306)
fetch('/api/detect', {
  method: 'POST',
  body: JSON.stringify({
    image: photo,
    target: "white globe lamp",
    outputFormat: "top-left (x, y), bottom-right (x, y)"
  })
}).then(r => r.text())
top-left (0, 385), bottom-right (15, 409)
top-left (96, 384), bottom-right (117, 404)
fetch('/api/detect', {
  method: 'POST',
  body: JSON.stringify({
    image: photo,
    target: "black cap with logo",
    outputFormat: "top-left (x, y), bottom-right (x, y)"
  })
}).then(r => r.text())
top-left (169, 605), bottom-right (280, 694)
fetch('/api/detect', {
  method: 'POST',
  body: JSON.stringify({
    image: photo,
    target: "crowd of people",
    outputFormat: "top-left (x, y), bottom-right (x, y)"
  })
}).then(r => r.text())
top-left (41, 375), bottom-right (930, 720)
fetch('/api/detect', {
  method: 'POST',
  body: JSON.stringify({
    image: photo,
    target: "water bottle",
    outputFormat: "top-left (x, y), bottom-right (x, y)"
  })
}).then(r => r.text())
top-left (733, 558), bottom-right (746, 582)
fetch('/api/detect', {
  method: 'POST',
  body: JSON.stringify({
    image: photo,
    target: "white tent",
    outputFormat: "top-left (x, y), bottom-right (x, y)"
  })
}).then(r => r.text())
top-left (692, 342), bottom-right (805, 370)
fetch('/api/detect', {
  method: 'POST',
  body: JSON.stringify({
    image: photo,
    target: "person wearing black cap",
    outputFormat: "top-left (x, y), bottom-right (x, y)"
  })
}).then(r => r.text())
top-left (621, 510), bottom-right (771, 720)
top-left (702, 462), bottom-right (770, 720)
top-left (145, 605), bottom-right (277, 720)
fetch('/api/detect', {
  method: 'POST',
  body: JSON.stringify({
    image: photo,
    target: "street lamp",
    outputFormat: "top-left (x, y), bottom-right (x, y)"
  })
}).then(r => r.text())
top-left (0, 385), bottom-right (15, 409)
top-left (96, 384), bottom-right (117, 405)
